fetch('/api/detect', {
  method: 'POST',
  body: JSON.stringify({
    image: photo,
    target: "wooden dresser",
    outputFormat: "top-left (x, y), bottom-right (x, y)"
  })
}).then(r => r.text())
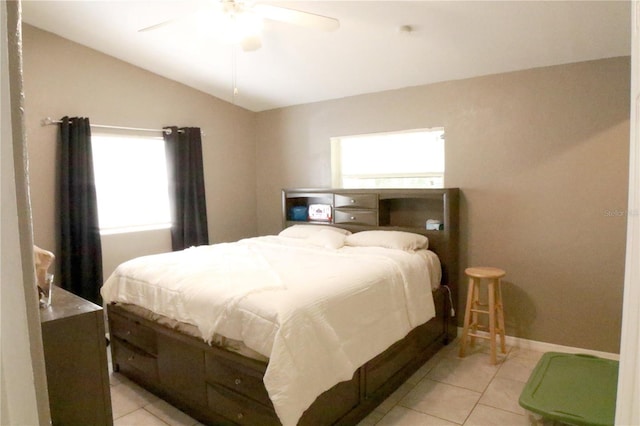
top-left (40, 287), bottom-right (113, 425)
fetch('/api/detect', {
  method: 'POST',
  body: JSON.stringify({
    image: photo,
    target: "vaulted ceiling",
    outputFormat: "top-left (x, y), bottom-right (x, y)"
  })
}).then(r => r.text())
top-left (22, 1), bottom-right (631, 112)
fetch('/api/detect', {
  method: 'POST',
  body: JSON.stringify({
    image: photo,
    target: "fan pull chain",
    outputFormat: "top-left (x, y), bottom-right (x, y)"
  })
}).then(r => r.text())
top-left (231, 46), bottom-right (239, 104)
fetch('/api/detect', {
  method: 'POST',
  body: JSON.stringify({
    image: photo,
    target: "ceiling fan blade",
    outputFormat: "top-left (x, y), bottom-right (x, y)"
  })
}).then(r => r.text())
top-left (251, 4), bottom-right (339, 31)
top-left (138, 17), bottom-right (180, 33)
top-left (138, 3), bottom-right (218, 33)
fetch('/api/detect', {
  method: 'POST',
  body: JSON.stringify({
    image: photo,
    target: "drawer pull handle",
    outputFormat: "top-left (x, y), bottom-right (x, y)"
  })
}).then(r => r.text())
top-left (350, 199), bottom-right (355, 203)
top-left (237, 413), bottom-right (244, 420)
top-left (234, 378), bottom-right (242, 386)
top-left (350, 216), bottom-right (356, 220)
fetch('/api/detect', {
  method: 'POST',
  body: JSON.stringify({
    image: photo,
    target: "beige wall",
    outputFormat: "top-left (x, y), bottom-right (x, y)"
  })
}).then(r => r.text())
top-left (256, 57), bottom-right (630, 353)
top-left (22, 25), bottom-right (257, 278)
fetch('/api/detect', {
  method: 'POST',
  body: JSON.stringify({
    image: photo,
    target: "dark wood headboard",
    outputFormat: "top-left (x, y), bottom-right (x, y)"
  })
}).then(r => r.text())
top-left (281, 188), bottom-right (459, 293)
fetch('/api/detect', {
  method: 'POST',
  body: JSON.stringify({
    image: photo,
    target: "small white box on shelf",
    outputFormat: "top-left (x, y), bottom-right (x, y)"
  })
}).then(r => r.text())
top-left (426, 219), bottom-right (442, 230)
top-left (308, 204), bottom-right (332, 221)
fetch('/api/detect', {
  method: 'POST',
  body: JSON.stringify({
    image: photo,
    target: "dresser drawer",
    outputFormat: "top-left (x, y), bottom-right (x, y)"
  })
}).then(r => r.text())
top-left (334, 193), bottom-right (378, 209)
top-left (109, 311), bottom-right (157, 355)
top-left (205, 354), bottom-right (271, 407)
top-left (113, 338), bottom-right (159, 382)
top-left (334, 209), bottom-right (378, 226)
top-left (207, 384), bottom-right (279, 426)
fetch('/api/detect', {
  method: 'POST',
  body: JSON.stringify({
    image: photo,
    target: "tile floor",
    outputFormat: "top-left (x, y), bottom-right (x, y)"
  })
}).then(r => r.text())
top-left (108, 339), bottom-right (542, 426)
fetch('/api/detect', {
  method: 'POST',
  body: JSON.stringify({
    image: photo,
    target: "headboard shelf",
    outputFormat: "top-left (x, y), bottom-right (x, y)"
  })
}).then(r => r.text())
top-left (282, 188), bottom-right (459, 293)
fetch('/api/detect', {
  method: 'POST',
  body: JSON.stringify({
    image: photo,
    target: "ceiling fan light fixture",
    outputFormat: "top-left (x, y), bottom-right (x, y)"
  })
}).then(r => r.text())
top-left (140, 0), bottom-right (339, 52)
top-left (225, 11), bottom-right (264, 48)
top-left (241, 35), bottom-right (262, 51)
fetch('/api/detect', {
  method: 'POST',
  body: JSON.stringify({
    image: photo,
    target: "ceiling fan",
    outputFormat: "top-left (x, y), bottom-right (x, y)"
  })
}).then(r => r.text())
top-left (139, 0), bottom-right (340, 52)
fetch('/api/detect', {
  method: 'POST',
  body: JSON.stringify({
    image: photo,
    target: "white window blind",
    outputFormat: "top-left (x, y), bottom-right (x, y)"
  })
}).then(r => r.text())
top-left (331, 128), bottom-right (445, 188)
top-left (91, 134), bottom-right (171, 234)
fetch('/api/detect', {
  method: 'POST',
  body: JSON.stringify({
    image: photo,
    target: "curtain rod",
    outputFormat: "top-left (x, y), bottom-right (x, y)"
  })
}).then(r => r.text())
top-left (41, 117), bottom-right (175, 135)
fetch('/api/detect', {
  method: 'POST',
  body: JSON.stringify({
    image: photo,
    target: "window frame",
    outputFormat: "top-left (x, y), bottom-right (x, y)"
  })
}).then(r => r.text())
top-left (90, 132), bottom-right (172, 235)
top-left (330, 128), bottom-right (445, 189)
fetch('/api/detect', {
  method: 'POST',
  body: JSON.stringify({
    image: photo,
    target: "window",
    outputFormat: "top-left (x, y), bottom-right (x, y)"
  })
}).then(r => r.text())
top-left (91, 133), bottom-right (171, 234)
top-left (330, 128), bottom-right (445, 189)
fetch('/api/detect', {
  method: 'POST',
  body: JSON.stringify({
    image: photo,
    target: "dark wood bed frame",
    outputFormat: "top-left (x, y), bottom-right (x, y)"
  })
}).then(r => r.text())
top-left (107, 188), bottom-right (459, 425)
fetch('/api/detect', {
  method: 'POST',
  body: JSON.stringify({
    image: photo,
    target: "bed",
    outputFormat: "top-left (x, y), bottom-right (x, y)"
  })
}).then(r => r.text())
top-left (103, 188), bottom-right (459, 425)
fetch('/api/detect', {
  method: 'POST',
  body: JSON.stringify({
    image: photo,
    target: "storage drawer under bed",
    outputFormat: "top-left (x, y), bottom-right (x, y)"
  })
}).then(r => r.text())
top-left (206, 383), bottom-right (280, 426)
top-left (364, 334), bottom-right (419, 395)
top-left (205, 353), bottom-right (272, 408)
top-left (112, 338), bottom-right (159, 382)
top-left (109, 310), bottom-right (157, 355)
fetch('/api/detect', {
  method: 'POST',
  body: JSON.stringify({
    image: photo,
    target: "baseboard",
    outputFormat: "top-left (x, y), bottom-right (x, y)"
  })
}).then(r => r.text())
top-left (456, 327), bottom-right (619, 361)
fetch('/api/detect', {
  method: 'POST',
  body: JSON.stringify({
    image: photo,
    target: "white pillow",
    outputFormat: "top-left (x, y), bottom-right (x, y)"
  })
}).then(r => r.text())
top-left (306, 229), bottom-right (346, 249)
top-left (345, 230), bottom-right (429, 251)
top-left (278, 224), bottom-right (351, 239)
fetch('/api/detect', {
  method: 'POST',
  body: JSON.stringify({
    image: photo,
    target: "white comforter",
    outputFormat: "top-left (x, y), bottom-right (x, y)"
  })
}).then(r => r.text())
top-left (101, 235), bottom-right (439, 426)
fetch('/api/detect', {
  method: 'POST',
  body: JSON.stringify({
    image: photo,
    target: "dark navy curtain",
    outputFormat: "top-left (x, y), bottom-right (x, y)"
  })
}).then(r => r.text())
top-left (163, 126), bottom-right (209, 251)
top-left (58, 116), bottom-right (103, 304)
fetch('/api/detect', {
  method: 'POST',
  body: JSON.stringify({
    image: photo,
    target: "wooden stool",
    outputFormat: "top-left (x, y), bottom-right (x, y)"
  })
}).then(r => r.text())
top-left (459, 266), bottom-right (506, 364)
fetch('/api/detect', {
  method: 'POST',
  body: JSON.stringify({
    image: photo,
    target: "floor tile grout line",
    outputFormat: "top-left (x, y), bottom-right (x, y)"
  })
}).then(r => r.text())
top-left (141, 405), bottom-right (174, 426)
top-left (476, 401), bottom-right (527, 418)
top-left (370, 352), bottom-right (448, 425)
top-left (376, 343), bottom-right (484, 424)
top-left (399, 405), bottom-right (466, 425)
top-left (385, 346), bottom-right (488, 425)
top-left (458, 343), bottom-right (515, 425)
